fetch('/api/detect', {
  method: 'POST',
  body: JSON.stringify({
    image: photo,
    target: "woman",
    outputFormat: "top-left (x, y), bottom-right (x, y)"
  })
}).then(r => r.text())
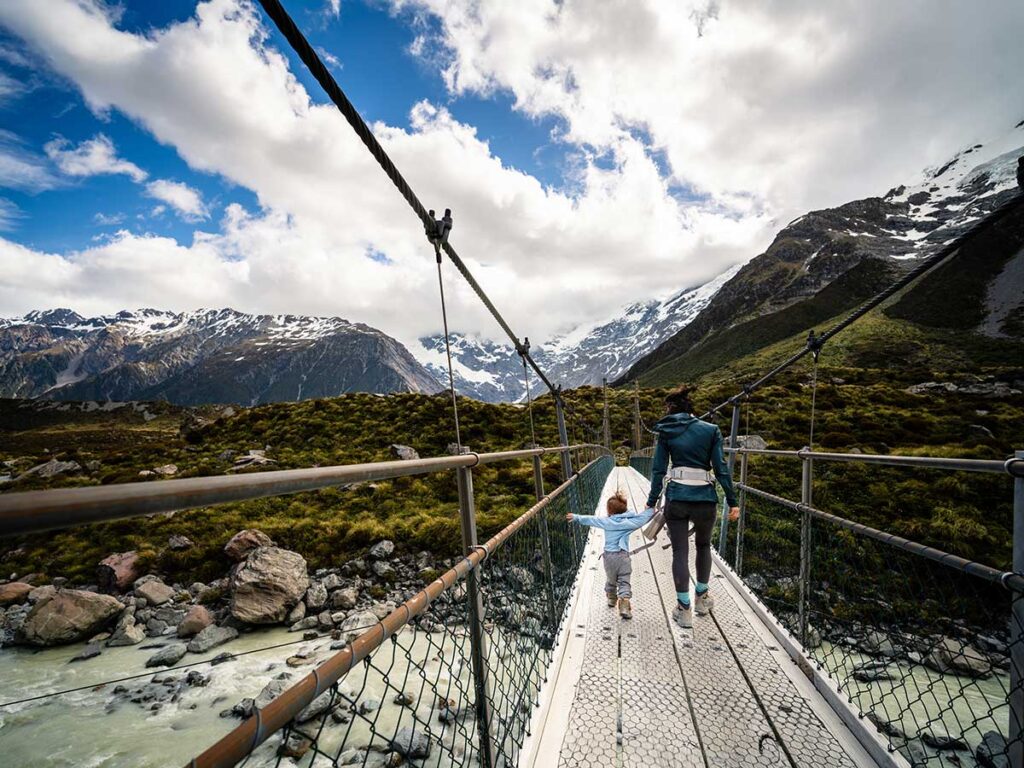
top-left (645, 386), bottom-right (739, 629)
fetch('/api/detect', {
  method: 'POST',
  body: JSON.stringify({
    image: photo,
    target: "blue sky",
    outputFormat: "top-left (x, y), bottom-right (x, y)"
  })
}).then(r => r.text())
top-left (0, 0), bottom-right (566, 254)
top-left (0, 0), bottom-right (1021, 345)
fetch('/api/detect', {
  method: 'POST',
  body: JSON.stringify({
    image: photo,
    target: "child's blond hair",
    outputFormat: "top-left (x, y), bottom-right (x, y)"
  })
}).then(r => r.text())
top-left (606, 492), bottom-right (628, 516)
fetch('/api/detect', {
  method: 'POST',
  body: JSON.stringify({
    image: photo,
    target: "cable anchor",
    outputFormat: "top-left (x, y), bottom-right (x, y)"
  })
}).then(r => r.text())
top-left (425, 208), bottom-right (453, 262)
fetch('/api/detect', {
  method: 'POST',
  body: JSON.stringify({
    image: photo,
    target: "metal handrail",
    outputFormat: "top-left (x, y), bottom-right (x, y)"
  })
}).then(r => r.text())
top-left (187, 454), bottom-right (607, 768)
top-left (737, 482), bottom-right (1024, 592)
top-left (722, 446), bottom-right (1017, 475)
top-left (0, 443), bottom-right (603, 536)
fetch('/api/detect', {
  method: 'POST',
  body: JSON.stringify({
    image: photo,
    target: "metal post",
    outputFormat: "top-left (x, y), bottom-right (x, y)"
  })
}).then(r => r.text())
top-left (798, 449), bottom-right (813, 648)
top-left (532, 452), bottom-right (559, 638)
top-left (717, 403), bottom-right (742, 554)
top-left (1011, 449), bottom-right (1024, 768)
top-left (602, 377), bottom-right (611, 451)
top-left (735, 452), bottom-right (749, 576)
top-left (455, 461), bottom-right (494, 768)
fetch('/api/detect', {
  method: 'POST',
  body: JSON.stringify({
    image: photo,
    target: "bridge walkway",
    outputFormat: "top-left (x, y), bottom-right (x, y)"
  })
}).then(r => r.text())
top-left (528, 466), bottom-right (893, 768)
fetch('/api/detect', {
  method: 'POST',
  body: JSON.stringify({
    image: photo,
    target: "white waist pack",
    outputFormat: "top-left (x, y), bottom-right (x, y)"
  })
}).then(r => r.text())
top-left (668, 466), bottom-right (713, 486)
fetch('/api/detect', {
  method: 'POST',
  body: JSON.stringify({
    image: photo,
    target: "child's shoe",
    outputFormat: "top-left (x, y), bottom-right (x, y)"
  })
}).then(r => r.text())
top-left (695, 592), bottom-right (714, 616)
top-left (606, 592), bottom-right (617, 608)
top-left (673, 604), bottom-right (693, 629)
top-left (618, 598), bottom-right (632, 619)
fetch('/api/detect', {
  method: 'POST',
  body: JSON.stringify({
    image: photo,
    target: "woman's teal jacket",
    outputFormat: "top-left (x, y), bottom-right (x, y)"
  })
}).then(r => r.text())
top-left (645, 412), bottom-right (738, 509)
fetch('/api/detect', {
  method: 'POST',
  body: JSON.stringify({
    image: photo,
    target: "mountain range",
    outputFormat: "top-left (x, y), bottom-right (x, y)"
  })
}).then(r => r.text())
top-left (1, 123), bottom-right (1021, 406)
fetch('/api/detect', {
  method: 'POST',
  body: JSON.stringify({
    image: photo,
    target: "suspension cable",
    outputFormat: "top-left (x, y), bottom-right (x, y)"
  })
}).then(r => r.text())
top-left (433, 248), bottom-right (463, 450)
top-left (807, 342), bottom-right (820, 450)
top-left (518, 340), bottom-right (537, 447)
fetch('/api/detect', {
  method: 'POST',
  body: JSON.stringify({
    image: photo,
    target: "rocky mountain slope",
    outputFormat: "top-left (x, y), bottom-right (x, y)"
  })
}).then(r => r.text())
top-left (0, 308), bottom-right (441, 406)
top-left (415, 264), bottom-right (740, 401)
top-left (621, 122), bottom-right (1024, 386)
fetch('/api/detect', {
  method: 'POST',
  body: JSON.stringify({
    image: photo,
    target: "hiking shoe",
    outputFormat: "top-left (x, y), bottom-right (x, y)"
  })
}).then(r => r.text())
top-left (695, 592), bottom-right (714, 616)
top-left (673, 604), bottom-right (693, 629)
top-left (618, 598), bottom-right (632, 619)
top-left (606, 593), bottom-right (617, 608)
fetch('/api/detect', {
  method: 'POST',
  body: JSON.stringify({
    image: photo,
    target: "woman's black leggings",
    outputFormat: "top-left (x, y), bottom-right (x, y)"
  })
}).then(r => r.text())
top-left (665, 500), bottom-right (718, 594)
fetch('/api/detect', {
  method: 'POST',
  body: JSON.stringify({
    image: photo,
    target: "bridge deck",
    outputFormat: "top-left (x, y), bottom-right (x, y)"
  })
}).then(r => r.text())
top-left (528, 467), bottom-right (890, 768)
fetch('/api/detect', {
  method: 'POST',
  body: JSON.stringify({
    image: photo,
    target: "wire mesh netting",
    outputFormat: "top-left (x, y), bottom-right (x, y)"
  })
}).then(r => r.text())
top-left (227, 455), bottom-right (612, 767)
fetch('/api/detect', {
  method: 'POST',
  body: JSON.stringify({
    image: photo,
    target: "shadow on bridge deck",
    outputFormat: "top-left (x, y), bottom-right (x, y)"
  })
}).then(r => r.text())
top-left (527, 467), bottom-right (899, 768)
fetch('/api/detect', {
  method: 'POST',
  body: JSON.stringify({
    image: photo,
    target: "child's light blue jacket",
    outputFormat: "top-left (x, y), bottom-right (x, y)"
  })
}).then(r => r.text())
top-left (572, 508), bottom-right (654, 553)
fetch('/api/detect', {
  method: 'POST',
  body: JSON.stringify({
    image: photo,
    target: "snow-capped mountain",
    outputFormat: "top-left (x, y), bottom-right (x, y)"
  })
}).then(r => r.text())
top-left (414, 264), bottom-right (740, 402)
top-left (0, 308), bottom-right (440, 405)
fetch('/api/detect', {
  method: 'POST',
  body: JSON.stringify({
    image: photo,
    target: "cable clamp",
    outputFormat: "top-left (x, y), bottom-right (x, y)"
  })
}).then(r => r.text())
top-left (467, 544), bottom-right (489, 563)
top-left (1004, 457), bottom-right (1024, 479)
top-left (806, 329), bottom-right (824, 359)
top-left (516, 337), bottom-right (530, 357)
top-left (425, 208), bottom-right (453, 260)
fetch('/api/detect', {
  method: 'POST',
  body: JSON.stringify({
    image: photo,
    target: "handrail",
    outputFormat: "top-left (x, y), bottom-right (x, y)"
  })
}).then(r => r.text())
top-left (0, 443), bottom-right (602, 536)
top-left (737, 482), bottom-right (1024, 592)
top-left (721, 446), bottom-right (1014, 475)
top-left (188, 455), bottom-right (604, 768)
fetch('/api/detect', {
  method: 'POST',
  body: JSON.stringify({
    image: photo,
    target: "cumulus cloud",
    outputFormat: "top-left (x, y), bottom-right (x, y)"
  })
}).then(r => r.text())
top-left (0, 0), bottom-right (1020, 351)
top-left (144, 178), bottom-right (207, 220)
top-left (44, 133), bottom-right (147, 182)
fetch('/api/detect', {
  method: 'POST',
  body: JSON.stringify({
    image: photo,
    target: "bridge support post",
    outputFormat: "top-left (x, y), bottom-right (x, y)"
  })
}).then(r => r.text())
top-left (533, 452), bottom-right (559, 639)
top-left (718, 403), bottom-right (741, 554)
top-left (798, 448), bottom-right (813, 648)
top-left (1011, 449), bottom-right (1024, 768)
top-left (455, 461), bottom-right (495, 768)
top-left (735, 451), bottom-right (749, 575)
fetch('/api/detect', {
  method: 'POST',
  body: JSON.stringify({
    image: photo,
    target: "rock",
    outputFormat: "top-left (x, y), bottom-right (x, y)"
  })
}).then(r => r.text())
top-left (231, 698), bottom-right (256, 718)
top-left (330, 587), bottom-right (359, 610)
top-left (187, 625), bottom-right (238, 653)
top-left (287, 602), bottom-right (307, 625)
top-left (0, 582), bottom-right (32, 607)
top-left (370, 602), bottom-right (394, 620)
top-left (168, 535), bottom-right (194, 551)
top-left (745, 574), bottom-right (767, 592)
top-left (17, 458), bottom-right (81, 481)
top-left (321, 573), bottom-right (343, 591)
top-left (392, 691), bottom-right (415, 707)
top-left (98, 552), bottom-right (142, 593)
top-left (371, 561), bottom-right (395, 579)
top-left (852, 660), bottom-right (894, 683)
top-left (736, 435), bottom-right (768, 451)
top-left (177, 605), bottom-right (213, 637)
top-left (296, 691), bottom-right (334, 723)
top-left (369, 540), bottom-right (396, 560)
top-left (866, 712), bottom-right (904, 739)
top-left (977, 730), bottom-right (1010, 768)
top-left (922, 727), bottom-right (968, 751)
top-left (358, 697), bottom-right (381, 714)
top-left (152, 464), bottom-right (178, 476)
top-left (138, 470), bottom-right (156, 478)
top-left (19, 590), bottom-right (123, 646)
top-left (230, 547), bottom-right (308, 625)
top-left (224, 530), bottom-right (275, 562)
top-left (278, 732), bottom-right (312, 759)
top-left (107, 617), bottom-right (146, 646)
top-left (228, 451), bottom-right (277, 471)
top-left (27, 585), bottom-right (56, 604)
top-left (925, 636), bottom-right (993, 678)
top-left (70, 642), bottom-right (102, 662)
top-left (135, 579), bottom-right (175, 607)
top-left (339, 610), bottom-right (378, 643)
top-left (289, 616), bottom-right (319, 632)
top-left (256, 676), bottom-right (292, 707)
top-left (145, 644), bottom-right (187, 668)
top-left (392, 727), bottom-right (431, 759)
top-left (305, 582), bottom-right (328, 611)
top-left (217, 450), bottom-right (237, 462)
top-left (185, 670), bottom-right (209, 687)
top-left (967, 424), bottom-right (995, 441)
top-left (211, 652), bottom-right (235, 666)
top-left (389, 444), bottom-right (419, 461)
top-left (437, 697), bottom-right (461, 723)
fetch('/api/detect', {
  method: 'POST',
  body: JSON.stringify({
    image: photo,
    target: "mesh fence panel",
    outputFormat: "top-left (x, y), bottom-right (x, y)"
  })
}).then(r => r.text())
top-left (226, 455), bottom-right (612, 768)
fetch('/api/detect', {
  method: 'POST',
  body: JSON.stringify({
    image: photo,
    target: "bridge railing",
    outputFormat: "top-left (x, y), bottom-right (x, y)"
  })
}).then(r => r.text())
top-left (0, 443), bottom-right (613, 767)
top-left (631, 445), bottom-right (1024, 768)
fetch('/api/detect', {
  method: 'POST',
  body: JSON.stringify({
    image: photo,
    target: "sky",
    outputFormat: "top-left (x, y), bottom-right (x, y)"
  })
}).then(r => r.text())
top-left (0, 0), bottom-right (1022, 350)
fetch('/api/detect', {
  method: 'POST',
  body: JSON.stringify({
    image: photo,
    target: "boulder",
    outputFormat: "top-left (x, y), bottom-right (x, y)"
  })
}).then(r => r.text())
top-left (369, 540), bottom-right (395, 560)
top-left (977, 730), bottom-right (1010, 768)
top-left (392, 727), bottom-right (431, 759)
top-left (97, 552), bottom-right (142, 593)
top-left (177, 605), bottom-right (213, 637)
top-left (371, 561), bottom-right (395, 579)
top-left (389, 444), bottom-right (419, 461)
top-left (736, 435), bottom-right (768, 451)
top-left (296, 690), bottom-right (334, 723)
top-left (153, 464), bottom-right (178, 476)
top-left (305, 582), bottom-right (328, 611)
top-left (168, 535), bottom-right (194, 551)
top-left (330, 587), bottom-right (359, 611)
top-left (188, 625), bottom-right (238, 653)
top-left (287, 602), bottom-right (307, 625)
top-left (224, 530), bottom-right (275, 562)
top-left (925, 636), bottom-right (993, 678)
top-left (27, 585), bottom-right (56, 604)
top-left (339, 610), bottom-right (378, 643)
top-left (921, 727), bottom-right (968, 751)
top-left (145, 643), bottom-right (187, 668)
top-left (17, 459), bottom-right (81, 481)
top-left (0, 582), bottom-right (32, 607)
top-left (70, 642), bottom-right (102, 662)
top-left (107, 617), bottom-right (146, 646)
top-left (135, 579), bottom-right (175, 607)
top-left (230, 547), bottom-right (309, 624)
top-left (19, 590), bottom-right (122, 646)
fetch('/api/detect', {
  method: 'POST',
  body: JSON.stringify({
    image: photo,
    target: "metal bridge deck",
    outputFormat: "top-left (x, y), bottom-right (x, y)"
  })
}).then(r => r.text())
top-left (527, 467), bottom-right (892, 768)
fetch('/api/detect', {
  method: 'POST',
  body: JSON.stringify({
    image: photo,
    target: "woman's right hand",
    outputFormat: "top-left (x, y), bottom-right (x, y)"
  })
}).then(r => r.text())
top-left (728, 506), bottom-right (740, 522)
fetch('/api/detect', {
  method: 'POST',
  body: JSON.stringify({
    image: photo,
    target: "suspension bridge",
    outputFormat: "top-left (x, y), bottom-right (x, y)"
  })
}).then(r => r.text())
top-left (0, 1), bottom-right (1023, 766)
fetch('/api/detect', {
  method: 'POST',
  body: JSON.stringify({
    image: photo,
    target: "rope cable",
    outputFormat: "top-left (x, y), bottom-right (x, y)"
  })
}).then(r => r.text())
top-left (808, 348), bottom-right (820, 451)
top-left (519, 346), bottom-right (537, 447)
top-left (434, 249), bottom-right (462, 450)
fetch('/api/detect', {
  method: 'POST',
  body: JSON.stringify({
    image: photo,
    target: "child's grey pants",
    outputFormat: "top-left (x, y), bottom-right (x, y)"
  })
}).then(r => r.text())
top-left (603, 551), bottom-right (633, 598)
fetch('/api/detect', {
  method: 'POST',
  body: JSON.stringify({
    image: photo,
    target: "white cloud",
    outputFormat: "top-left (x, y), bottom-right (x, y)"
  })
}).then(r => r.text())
top-left (145, 178), bottom-right (207, 220)
top-left (0, 0), bottom-right (1020, 353)
top-left (44, 133), bottom-right (147, 182)
top-left (0, 198), bottom-right (23, 231)
top-left (0, 129), bottom-right (60, 191)
top-left (93, 211), bottom-right (125, 226)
